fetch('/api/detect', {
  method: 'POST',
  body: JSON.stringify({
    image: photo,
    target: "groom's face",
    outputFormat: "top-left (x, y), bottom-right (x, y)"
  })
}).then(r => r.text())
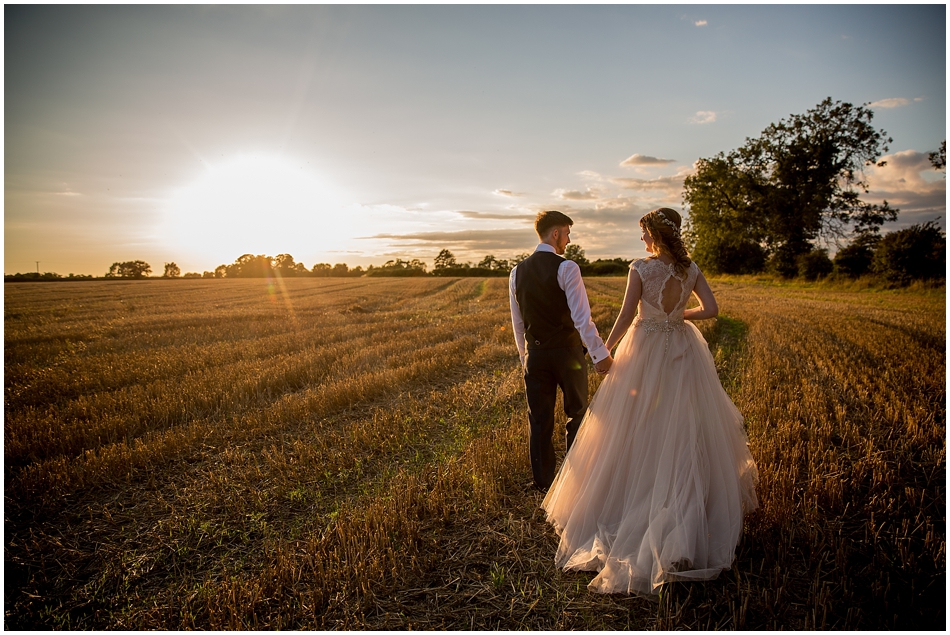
top-left (552, 225), bottom-right (571, 255)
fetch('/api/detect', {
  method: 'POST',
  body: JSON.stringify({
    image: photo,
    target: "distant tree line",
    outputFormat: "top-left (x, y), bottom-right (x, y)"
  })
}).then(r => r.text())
top-left (429, 247), bottom-right (631, 277)
top-left (6, 246), bottom-right (635, 283)
top-left (6, 232), bottom-right (941, 284)
top-left (4, 272), bottom-right (94, 282)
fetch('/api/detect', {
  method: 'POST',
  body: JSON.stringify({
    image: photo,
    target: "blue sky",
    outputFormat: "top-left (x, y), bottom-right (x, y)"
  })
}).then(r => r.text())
top-left (5, 5), bottom-right (945, 275)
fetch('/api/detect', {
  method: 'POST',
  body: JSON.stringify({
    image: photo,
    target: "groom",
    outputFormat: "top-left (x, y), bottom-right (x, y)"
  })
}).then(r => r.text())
top-left (509, 211), bottom-right (612, 492)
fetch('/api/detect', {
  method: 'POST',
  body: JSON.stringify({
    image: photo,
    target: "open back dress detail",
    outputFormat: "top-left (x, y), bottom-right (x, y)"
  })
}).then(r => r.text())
top-left (541, 258), bottom-right (758, 596)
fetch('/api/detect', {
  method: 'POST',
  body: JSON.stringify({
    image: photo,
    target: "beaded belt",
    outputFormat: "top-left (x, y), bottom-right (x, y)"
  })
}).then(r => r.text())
top-left (634, 316), bottom-right (686, 351)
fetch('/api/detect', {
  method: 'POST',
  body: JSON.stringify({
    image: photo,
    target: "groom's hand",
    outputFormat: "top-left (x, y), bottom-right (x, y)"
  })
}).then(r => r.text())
top-left (594, 356), bottom-right (613, 375)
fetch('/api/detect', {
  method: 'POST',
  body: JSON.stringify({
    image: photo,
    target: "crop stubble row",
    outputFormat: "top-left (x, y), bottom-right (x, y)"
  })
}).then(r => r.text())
top-left (4, 276), bottom-right (944, 629)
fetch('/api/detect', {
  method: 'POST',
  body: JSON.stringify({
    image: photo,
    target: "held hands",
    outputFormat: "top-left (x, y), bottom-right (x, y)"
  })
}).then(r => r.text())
top-left (594, 355), bottom-right (613, 375)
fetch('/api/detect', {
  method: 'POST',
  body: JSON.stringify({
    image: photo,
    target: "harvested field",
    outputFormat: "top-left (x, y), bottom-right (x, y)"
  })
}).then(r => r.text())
top-left (4, 276), bottom-right (945, 629)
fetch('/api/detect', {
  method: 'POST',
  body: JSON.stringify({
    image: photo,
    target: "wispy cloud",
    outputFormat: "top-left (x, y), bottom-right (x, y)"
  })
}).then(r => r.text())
top-left (695, 20), bottom-right (707, 27)
top-left (620, 154), bottom-right (676, 167)
top-left (611, 174), bottom-right (687, 195)
top-left (52, 183), bottom-right (83, 197)
top-left (362, 228), bottom-right (537, 250)
top-left (689, 111), bottom-right (717, 124)
top-left (869, 97), bottom-right (911, 109)
top-left (553, 187), bottom-right (600, 201)
top-left (456, 210), bottom-right (533, 222)
top-left (493, 189), bottom-right (524, 197)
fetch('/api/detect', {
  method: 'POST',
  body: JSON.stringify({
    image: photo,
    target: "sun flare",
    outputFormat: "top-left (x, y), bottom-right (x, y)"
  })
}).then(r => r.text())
top-left (162, 154), bottom-right (352, 267)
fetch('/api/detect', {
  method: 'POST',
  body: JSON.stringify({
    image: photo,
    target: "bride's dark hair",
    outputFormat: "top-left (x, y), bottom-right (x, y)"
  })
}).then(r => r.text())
top-left (640, 208), bottom-right (692, 277)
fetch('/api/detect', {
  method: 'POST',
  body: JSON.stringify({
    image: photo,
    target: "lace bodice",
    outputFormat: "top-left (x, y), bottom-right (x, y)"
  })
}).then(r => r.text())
top-left (631, 258), bottom-right (699, 322)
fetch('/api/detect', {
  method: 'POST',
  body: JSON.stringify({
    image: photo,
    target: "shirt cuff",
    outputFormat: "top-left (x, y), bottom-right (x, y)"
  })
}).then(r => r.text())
top-left (587, 343), bottom-right (610, 364)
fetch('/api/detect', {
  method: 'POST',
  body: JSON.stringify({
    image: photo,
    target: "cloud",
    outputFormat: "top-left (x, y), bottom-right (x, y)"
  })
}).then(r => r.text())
top-left (869, 97), bottom-right (911, 109)
top-left (695, 20), bottom-right (707, 26)
top-left (364, 198), bottom-right (696, 262)
top-left (361, 228), bottom-right (537, 250)
top-left (611, 173), bottom-right (687, 195)
top-left (553, 187), bottom-right (600, 200)
top-left (689, 111), bottom-right (717, 124)
top-left (51, 182), bottom-right (83, 196)
top-left (493, 189), bottom-right (524, 197)
top-left (619, 154), bottom-right (676, 167)
top-left (864, 150), bottom-right (946, 223)
top-left (914, 97), bottom-right (924, 102)
top-left (456, 210), bottom-right (534, 222)
top-left (576, 170), bottom-right (613, 184)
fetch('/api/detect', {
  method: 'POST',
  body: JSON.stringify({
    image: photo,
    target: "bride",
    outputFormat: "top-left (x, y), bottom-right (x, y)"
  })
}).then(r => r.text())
top-left (541, 207), bottom-right (758, 596)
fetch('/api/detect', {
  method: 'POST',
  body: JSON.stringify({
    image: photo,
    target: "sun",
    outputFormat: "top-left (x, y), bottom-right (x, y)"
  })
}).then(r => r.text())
top-left (162, 154), bottom-right (352, 267)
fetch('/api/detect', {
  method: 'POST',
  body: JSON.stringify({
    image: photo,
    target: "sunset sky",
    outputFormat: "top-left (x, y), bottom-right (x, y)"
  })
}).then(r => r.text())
top-left (5, 5), bottom-right (946, 276)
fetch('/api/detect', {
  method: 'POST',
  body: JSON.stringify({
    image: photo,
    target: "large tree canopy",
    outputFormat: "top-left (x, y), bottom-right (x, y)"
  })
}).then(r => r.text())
top-left (683, 98), bottom-right (897, 276)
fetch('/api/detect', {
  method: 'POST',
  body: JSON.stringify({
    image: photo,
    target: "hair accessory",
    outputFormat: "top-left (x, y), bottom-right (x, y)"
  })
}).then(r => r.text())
top-left (646, 210), bottom-right (681, 238)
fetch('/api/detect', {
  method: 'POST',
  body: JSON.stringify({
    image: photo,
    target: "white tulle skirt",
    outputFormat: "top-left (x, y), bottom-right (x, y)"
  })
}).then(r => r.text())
top-left (542, 319), bottom-right (758, 596)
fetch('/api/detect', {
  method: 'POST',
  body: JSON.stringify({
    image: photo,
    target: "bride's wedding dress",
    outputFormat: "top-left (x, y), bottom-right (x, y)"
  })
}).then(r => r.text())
top-left (542, 258), bottom-right (758, 595)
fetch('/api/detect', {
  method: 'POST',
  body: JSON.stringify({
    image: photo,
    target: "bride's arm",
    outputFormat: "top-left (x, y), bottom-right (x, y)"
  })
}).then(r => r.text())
top-left (604, 267), bottom-right (642, 351)
top-left (684, 271), bottom-right (718, 320)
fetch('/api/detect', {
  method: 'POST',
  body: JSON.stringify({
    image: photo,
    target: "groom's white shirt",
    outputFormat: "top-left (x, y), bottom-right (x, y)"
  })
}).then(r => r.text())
top-left (509, 243), bottom-right (610, 368)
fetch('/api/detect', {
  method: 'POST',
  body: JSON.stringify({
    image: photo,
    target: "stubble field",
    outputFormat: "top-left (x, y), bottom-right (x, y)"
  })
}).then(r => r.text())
top-left (4, 276), bottom-right (945, 629)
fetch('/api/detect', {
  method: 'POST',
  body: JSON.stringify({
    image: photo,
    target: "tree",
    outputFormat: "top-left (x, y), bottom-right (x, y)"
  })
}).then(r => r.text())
top-left (225, 254), bottom-right (273, 278)
top-left (683, 98), bottom-right (897, 277)
top-left (163, 262), bottom-right (181, 278)
top-left (475, 255), bottom-right (512, 272)
top-left (580, 257), bottom-right (634, 276)
top-left (511, 253), bottom-right (530, 266)
top-left (274, 253), bottom-right (296, 276)
top-left (434, 249), bottom-right (457, 269)
top-left (477, 255), bottom-right (497, 270)
top-left (871, 221), bottom-right (945, 284)
top-left (274, 254), bottom-right (307, 277)
top-left (833, 233), bottom-right (880, 278)
top-left (564, 244), bottom-right (589, 265)
top-left (681, 155), bottom-right (769, 274)
top-left (796, 249), bottom-right (833, 280)
top-left (106, 260), bottom-right (151, 279)
top-left (929, 140), bottom-right (946, 171)
top-left (366, 258), bottom-right (426, 277)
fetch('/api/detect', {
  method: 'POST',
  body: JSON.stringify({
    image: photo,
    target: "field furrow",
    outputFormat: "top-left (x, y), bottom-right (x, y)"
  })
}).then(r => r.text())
top-left (4, 277), bottom-right (944, 629)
